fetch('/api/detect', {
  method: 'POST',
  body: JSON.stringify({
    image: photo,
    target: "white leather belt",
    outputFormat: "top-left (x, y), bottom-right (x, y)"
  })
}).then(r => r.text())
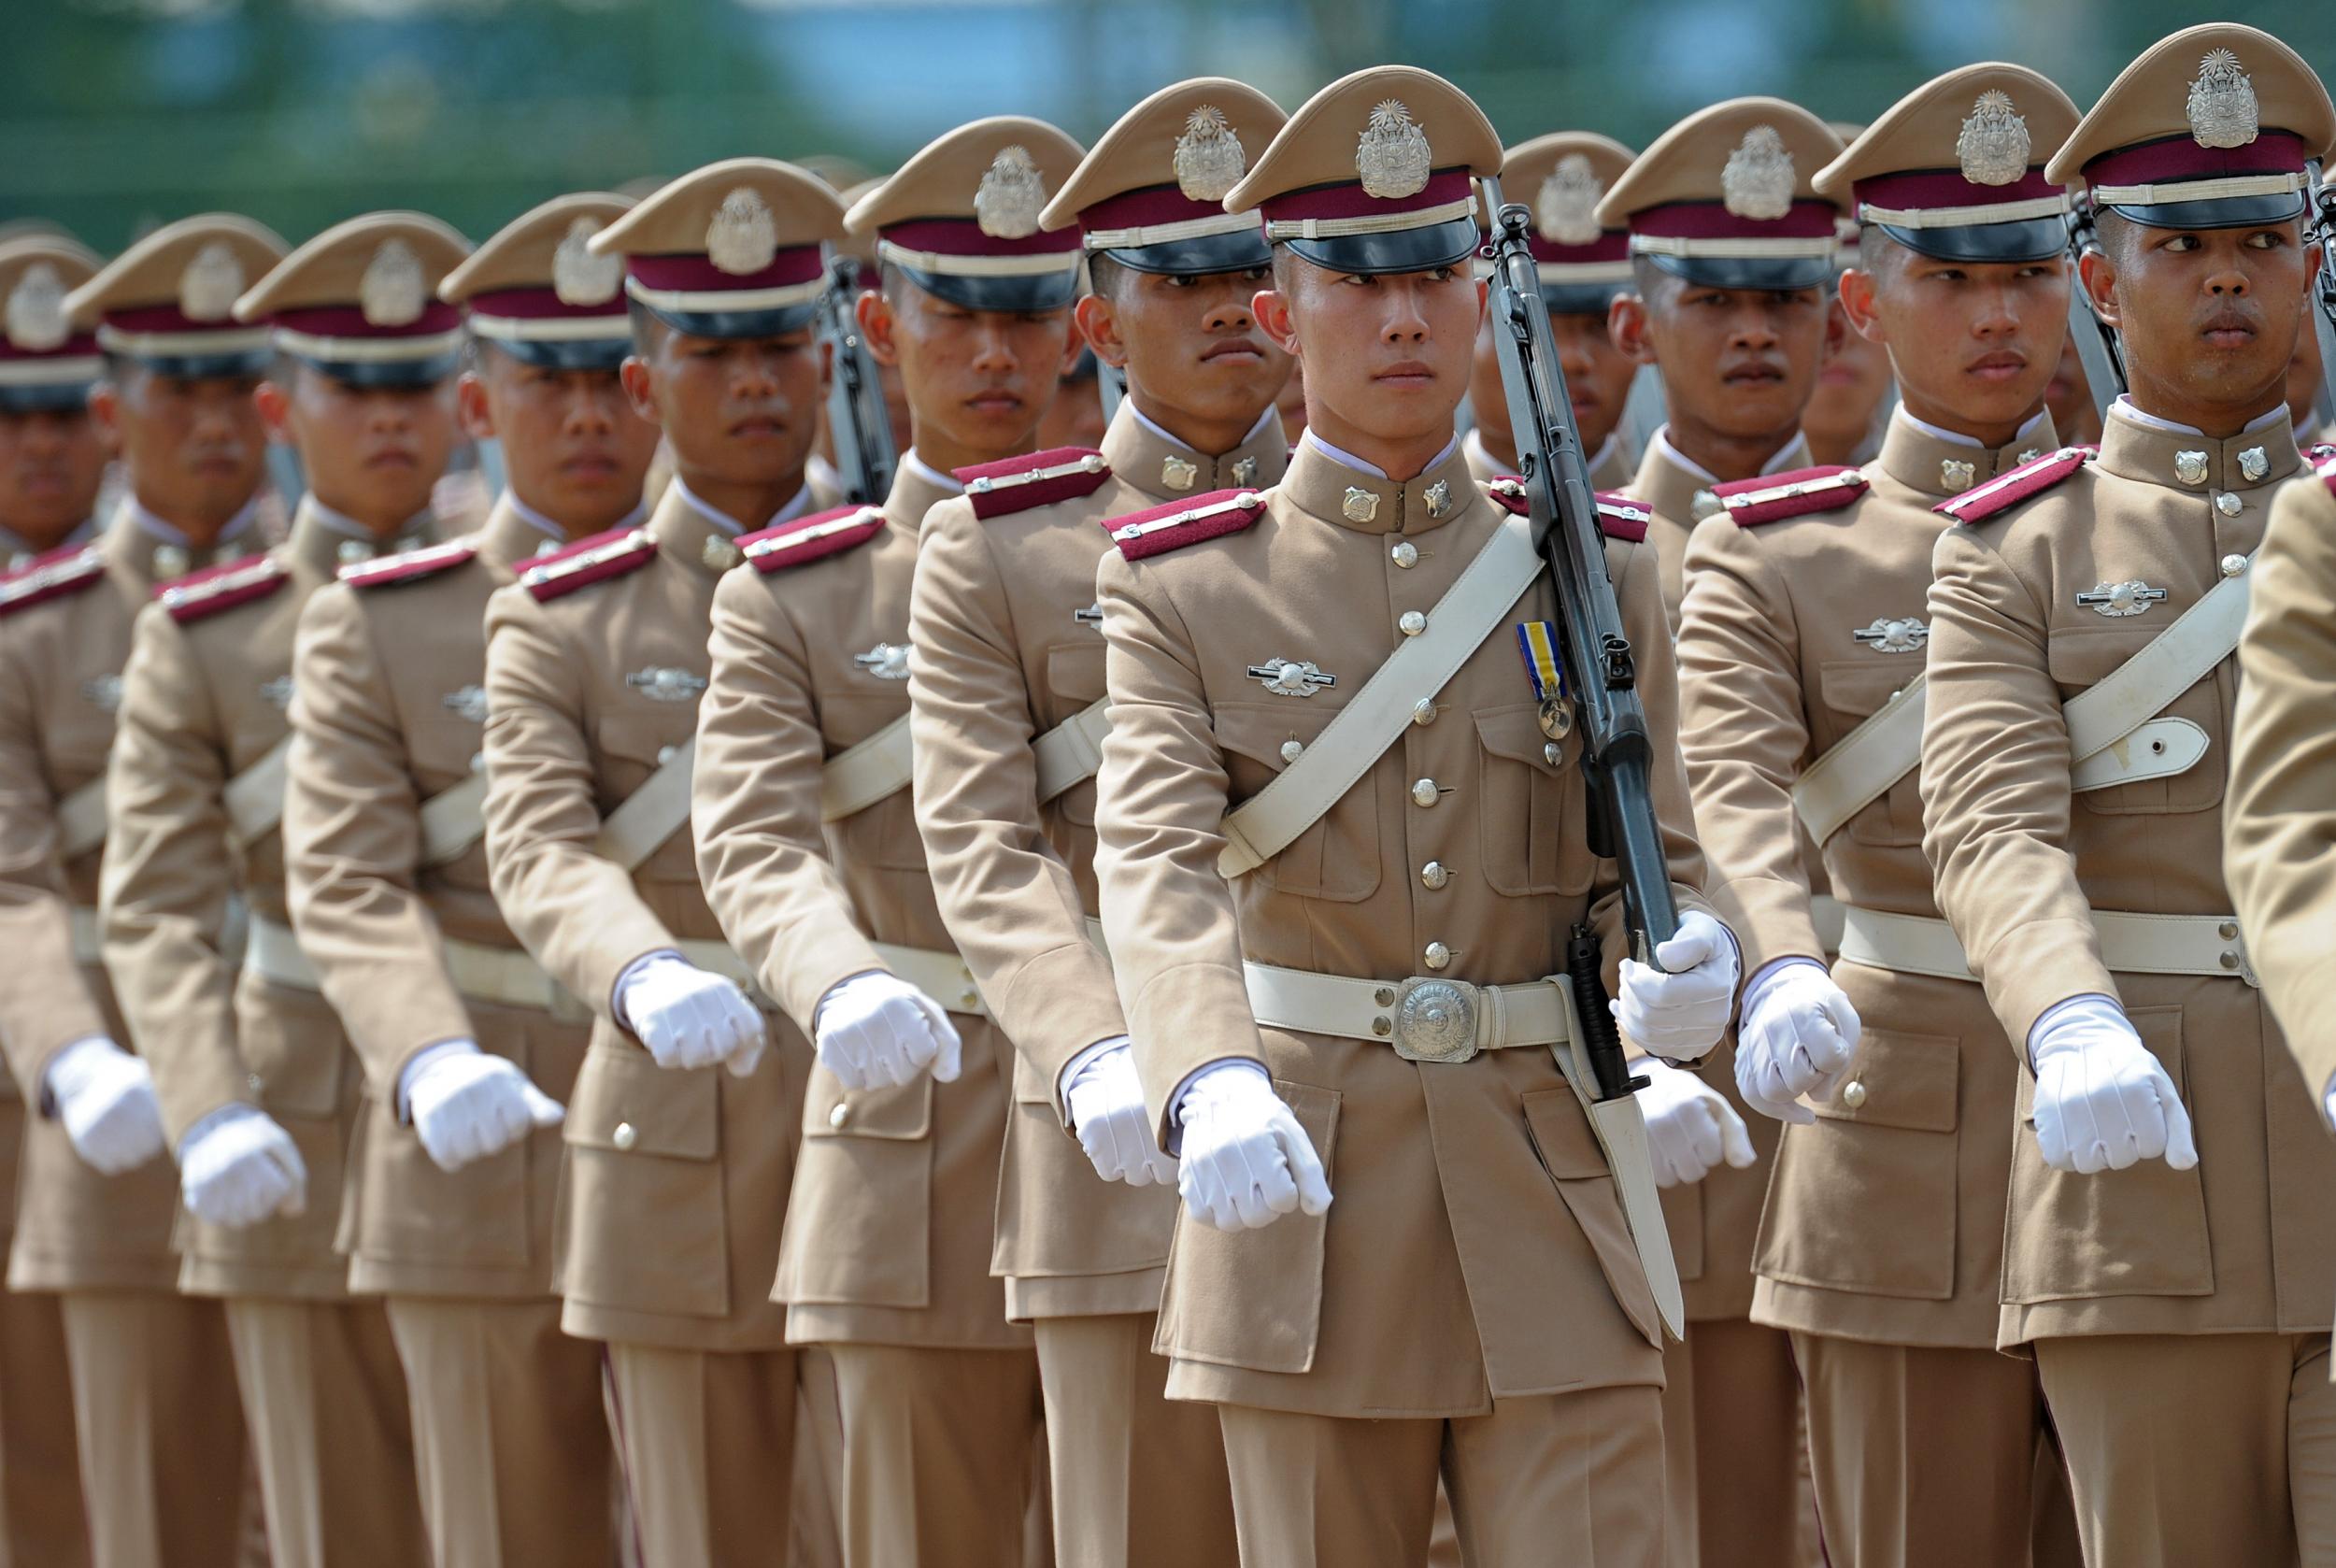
top-left (246, 914), bottom-right (577, 1011)
top-left (69, 905), bottom-right (102, 967)
top-left (1837, 905), bottom-right (2258, 988)
top-left (1810, 893), bottom-right (1845, 957)
top-left (1243, 961), bottom-right (1570, 1064)
top-left (670, 937), bottom-right (990, 1019)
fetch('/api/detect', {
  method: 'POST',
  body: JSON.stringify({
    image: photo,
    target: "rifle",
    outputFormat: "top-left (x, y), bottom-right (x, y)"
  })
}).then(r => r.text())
top-left (817, 255), bottom-right (897, 506)
top-left (2308, 162), bottom-right (2336, 433)
top-left (2062, 194), bottom-right (2126, 425)
top-left (1480, 178), bottom-right (1677, 1104)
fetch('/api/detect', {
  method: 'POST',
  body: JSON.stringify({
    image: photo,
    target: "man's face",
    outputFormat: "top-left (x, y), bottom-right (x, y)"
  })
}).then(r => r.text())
top-left (1468, 303), bottom-right (1636, 456)
top-left (2084, 219), bottom-right (2316, 423)
top-left (0, 404), bottom-right (108, 548)
top-left (1262, 258), bottom-right (1483, 449)
top-left (262, 365), bottom-right (458, 528)
top-left (1623, 274), bottom-right (1831, 442)
top-left (620, 324), bottom-right (826, 488)
top-left (96, 366), bottom-right (268, 531)
top-left (1085, 266), bottom-right (1291, 434)
top-left (862, 280), bottom-right (1075, 456)
top-left (463, 349), bottom-right (660, 534)
top-left (1844, 245), bottom-right (2065, 436)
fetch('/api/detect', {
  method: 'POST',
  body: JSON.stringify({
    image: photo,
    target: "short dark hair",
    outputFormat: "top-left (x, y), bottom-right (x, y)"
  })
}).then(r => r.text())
top-left (1855, 222), bottom-right (1906, 276)
top-left (1086, 252), bottom-right (1132, 301)
top-left (2089, 207), bottom-right (2139, 267)
top-left (1629, 254), bottom-right (1687, 310)
top-left (625, 297), bottom-right (669, 355)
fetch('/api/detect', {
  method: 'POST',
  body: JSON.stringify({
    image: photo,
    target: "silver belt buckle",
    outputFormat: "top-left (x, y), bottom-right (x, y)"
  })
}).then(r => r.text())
top-left (1391, 976), bottom-right (1480, 1063)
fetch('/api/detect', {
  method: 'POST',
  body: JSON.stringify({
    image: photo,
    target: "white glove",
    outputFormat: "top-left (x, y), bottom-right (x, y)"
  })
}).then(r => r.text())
top-left (178, 1106), bottom-right (306, 1229)
top-left (43, 1036), bottom-right (166, 1175)
top-left (813, 971), bottom-right (961, 1090)
top-left (400, 1041), bottom-right (564, 1174)
top-left (1063, 1038), bottom-right (1176, 1188)
top-left (1174, 1062), bottom-right (1332, 1232)
top-left (2029, 996), bottom-right (2199, 1175)
top-left (619, 955), bottom-right (767, 1076)
top-left (1635, 1058), bottom-right (1758, 1188)
top-left (1735, 959), bottom-right (1862, 1124)
top-left (1615, 910), bottom-right (1740, 1062)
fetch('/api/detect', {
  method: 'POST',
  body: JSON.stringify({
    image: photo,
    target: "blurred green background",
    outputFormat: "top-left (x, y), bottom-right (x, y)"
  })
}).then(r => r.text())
top-left (3, 0), bottom-right (2329, 252)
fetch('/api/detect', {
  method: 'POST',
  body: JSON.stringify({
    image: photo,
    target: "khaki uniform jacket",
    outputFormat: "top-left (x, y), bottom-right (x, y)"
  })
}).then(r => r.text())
top-left (0, 516), bottom-right (241, 1291)
top-left (908, 406), bottom-right (1288, 1322)
top-left (1093, 436), bottom-right (1714, 1418)
top-left (2229, 458), bottom-right (2336, 1105)
top-left (1921, 406), bottom-right (2335, 1347)
top-left (694, 461), bottom-right (1031, 1351)
top-left (101, 502), bottom-right (443, 1299)
top-left (1461, 426), bottom-right (1633, 494)
top-left (482, 481), bottom-right (831, 1352)
top-left (1635, 429), bottom-right (1813, 1321)
top-left (1679, 409), bottom-right (2058, 1349)
top-left (286, 500), bottom-right (589, 1301)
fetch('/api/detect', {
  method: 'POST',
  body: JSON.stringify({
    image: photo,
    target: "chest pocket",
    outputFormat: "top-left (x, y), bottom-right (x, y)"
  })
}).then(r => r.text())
top-left (2046, 625), bottom-right (2224, 818)
top-left (1044, 641), bottom-right (1106, 828)
top-left (823, 694), bottom-right (922, 872)
top-left (595, 712), bottom-right (699, 878)
top-left (1216, 703), bottom-right (1380, 904)
top-left (1816, 661), bottom-right (1925, 848)
top-left (1475, 703), bottom-right (1592, 897)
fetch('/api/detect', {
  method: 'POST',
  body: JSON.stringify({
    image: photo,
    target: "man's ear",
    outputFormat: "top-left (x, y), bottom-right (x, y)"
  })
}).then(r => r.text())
top-left (1254, 287), bottom-right (1299, 359)
top-left (619, 357), bottom-right (659, 423)
top-left (2076, 247), bottom-right (2121, 331)
top-left (1607, 292), bottom-right (1658, 367)
top-left (1836, 268), bottom-right (1887, 347)
top-left (253, 378), bottom-right (294, 441)
top-left (455, 372), bottom-right (495, 441)
top-left (87, 381), bottom-right (121, 444)
top-left (1075, 292), bottom-right (1128, 370)
top-left (857, 288), bottom-right (902, 368)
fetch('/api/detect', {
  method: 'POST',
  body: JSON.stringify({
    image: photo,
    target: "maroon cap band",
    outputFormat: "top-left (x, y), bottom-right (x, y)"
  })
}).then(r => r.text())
top-left (1630, 198), bottom-right (1840, 241)
top-left (876, 218), bottom-right (1083, 260)
top-left (465, 286), bottom-right (631, 322)
top-left (1852, 167), bottom-right (2061, 212)
top-left (1079, 182), bottom-right (1236, 234)
top-left (1527, 231), bottom-right (1630, 264)
top-left (626, 248), bottom-right (828, 295)
top-left (1261, 168), bottom-right (1474, 226)
top-left (0, 332), bottom-right (100, 363)
top-left (2086, 129), bottom-right (2307, 187)
top-left (269, 300), bottom-right (465, 338)
top-left (99, 303), bottom-right (257, 337)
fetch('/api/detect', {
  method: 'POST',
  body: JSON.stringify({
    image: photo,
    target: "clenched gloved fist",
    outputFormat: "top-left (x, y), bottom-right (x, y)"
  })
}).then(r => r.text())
top-left (44, 1035), bottom-right (166, 1175)
top-left (619, 954), bottom-right (767, 1076)
top-left (1615, 910), bottom-right (1740, 1062)
top-left (1735, 959), bottom-right (1862, 1124)
top-left (1174, 1062), bottom-right (1332, 1232)
top-left (813, 971), bottom-right (961, 1091)
top-left (400, 1041), bottom-right (564, 1173)
top-left (2028, 996), bottom-right (2198, 1175)
top-left (1063, 1038), bottom-right (1175, 1188)
top-left (178, 1106), bottom-right (306, 1229)
top-left (1634, 1057), bottom-right (1757, 1188)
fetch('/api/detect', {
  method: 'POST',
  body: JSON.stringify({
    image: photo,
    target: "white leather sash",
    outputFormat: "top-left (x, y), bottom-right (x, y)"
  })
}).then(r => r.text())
top-left (222, 737), bottom-right (292, 851)
top-left (1838, 904), bottom-right (2257, 986)
top-left (1032, 699), bottom-right (1111, 805)
top-left (55, 779), bottom-right (107, 862)
top-left (418, 772), bottom-right (490, 868)
top-left (596, 739), bottom-right (693, 872)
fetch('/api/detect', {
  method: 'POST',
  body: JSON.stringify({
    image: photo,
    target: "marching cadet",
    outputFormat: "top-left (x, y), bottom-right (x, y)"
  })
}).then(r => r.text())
top-left (1673, 64), bottom-right (2085, 1567)
top-left (3, 218), bottom-right (292, 1568)
top-left (98, 211), bottom-right (473, 1568)
top-left (0, 233), bottom-right (114, 1568)
top-left (279, 193), bottom-right (658, 1568)
top-left (478, 159), bottom-right (842, 1568)
top-left (1594, 97), bottom-right (1846, 1568)
top-left (691, 116), bottom-right (1086, 1568)
top-left (1919, 25), bottom-right (2336, 1565)
top-left (1090, 66), bottom-right (1739, 1565)
top-left (906, 78), bottom-right (1290, 1568)
top-left (1462, 133), bottom-right (1640, 492)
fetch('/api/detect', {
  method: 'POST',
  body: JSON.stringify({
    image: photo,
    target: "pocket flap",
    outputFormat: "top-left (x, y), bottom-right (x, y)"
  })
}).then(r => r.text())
top-left (805, 1071), bottom-right (933, 1142)
top-left (1045, 641), bottom-right (1106, 706)
top-left (1811, 1027), bottom-right (1959, 1133)
top-left (566, 1043), bottom-right (718, 1160)
top-left (1474, 702), bottom-right (1575, 773)
top-left (1215, 702), bottom-right (1332, 773)
top-left (2045, 625), bottom-right (2162, 690)
top-left (1817, 660), bottom-right (1914, 720)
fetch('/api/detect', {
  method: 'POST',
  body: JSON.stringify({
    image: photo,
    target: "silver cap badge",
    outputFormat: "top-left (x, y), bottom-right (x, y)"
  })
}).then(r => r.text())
top-left (1246, 657), bottom-right (1336, 697)
top-left (179, 242), bottom-right (246, 322)
top-left (441, 684), bottom-right (488, 723)
top-left (706, 188), bottom-right (779, 277)
top-left (853, 643), bottom-right (911, 681)
top-left (2187, 48), bottom-right (2259, 150)
top-left (360, 239), bottom-right (426, 328)
top-left (553, 217), bottom-right (623, 306)
top-left (4, 262), bottom-right (68, 352)
top-left (1342, 486), bottom-right (1380, 523)
top-left (1721, 126), bottom-right (1795, 221)
top-left (975, 147), bottom-right (1047, 240)
top-left (1534, 154), bottom-right (1604, 245)
top-left (1174, 107), bottom-right (1247, 203)
top-left (625, 666), bottom-right (706, 702)
top-left (1357, 100), bottom-right (1432, 201)
top-left (1956, 91), bottom-right (2031, 187)
top-left (1853, 616), bottom-right (1928, 653)
top-left (2077, 580), bottom-right (2168, 617)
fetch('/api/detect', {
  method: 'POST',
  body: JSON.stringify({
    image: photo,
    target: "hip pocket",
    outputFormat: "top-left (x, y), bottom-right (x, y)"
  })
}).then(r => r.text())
top-left (777, 1071), bottom-right (935, 1309)
top-left (558, 1038), bottom-right (729, 1319)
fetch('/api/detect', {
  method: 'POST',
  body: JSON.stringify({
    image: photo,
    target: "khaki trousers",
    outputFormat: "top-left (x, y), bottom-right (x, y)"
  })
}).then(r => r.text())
top-left (1659, 1317), bottom-right (1807, 1568)
top-left (826, 1345), bottom-right (1044, 1568)
top-left (2037, 1332), bottom-right (2336, 1568)
top-left (385, 1297), bottom-right (614, 1568)
top-left (61, 1290), bottom-right (250, 1568)
top-left (1216, 1384), bottom-right (1666, 1568)
top-left (792, 1346), bottom-right (846, 1568)
top-left (0, 1284), bottom-right (87, 1567)
top-left (223, 1296), bottom-right (426, 1568)
top-left (1793, 1333), bottom-right (2081, 1568)
top-left (603, 1341), bottom-right (798, 1568)
top-left (1032, 1314), bottom-right (1233, 1568)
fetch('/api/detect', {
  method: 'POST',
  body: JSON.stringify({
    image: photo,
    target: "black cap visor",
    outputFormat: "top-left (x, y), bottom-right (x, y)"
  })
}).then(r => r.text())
top-left (1644, 249), bottom-right (1832, 292)
top-left (0, 378), bottom-right (96, 414)
top-left (1537, 278), bottom-right (1633, 316)
top-left (1281, 215), bottom-right (1484, 278)
top-left (481, 335), bottom-right (634, 373)
top-left (1097, 226), bottom-right (1274, 278)
top-left (121, 348), bottom-right (275, 382)
top-left (296, 351), bottom-right (463, 392)
top-left (2102, 192), bottom-right (2307, 232)
top-left (637, 300), bottom-right (819, 343)
top-left (1876, 215), bottom-right (2069, 264)
top-left (896, 264), bottom-right (1079, 314)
